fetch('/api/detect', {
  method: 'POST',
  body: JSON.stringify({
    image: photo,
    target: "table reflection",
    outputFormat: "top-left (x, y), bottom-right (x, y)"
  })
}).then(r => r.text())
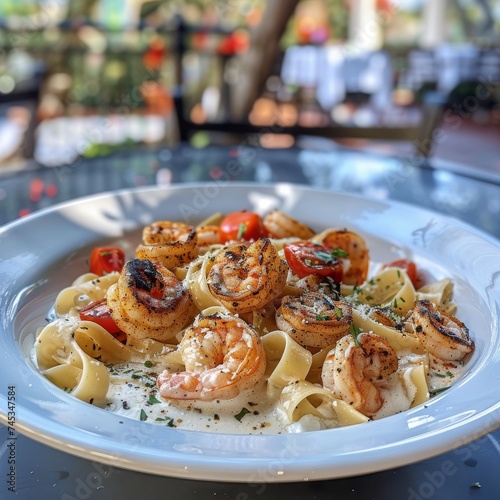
top-left (1, 144), bottom-right (499, 239)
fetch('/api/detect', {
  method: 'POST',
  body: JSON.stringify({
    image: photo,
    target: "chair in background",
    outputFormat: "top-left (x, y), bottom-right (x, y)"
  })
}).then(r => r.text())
top-left (174, 91), bottom-right (445, 158)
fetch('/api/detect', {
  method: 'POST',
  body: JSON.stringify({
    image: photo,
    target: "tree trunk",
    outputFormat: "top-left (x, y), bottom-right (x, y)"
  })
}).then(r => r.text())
top-left (229, 0), bottom-right (300, 120)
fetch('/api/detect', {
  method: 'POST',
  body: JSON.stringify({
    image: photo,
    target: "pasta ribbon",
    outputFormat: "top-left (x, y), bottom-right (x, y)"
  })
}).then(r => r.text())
top-left (280, 380), bottom-right (368, 426)
top-left (351, 306), bottom-right (423, 353)
top-left (36, 318), bottom-right (109, 405)
top-left (75, 321), bottom-right (183, 366)
top-left (261, 330), bottom-right (312, 388)
top-left (353, 267), bottom-right (416, 316)
top-left (54, 272), bottom-right (119, 316)
top-left (417, 278), bottom-right (457, 314)
top-left (332, 399), bottom-right (371, 426)
top-left (399, 353), bottom-right (430, 408)
top-left (185, 250), bottom-right (223, 311)
top-left (307, 346), bottom-right (336, 384)
top-left (75, 321), bottom-right (143, 363)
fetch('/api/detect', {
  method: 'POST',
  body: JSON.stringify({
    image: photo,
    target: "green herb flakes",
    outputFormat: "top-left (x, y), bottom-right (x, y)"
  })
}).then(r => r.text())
top-left (234, 407), bottom-right (251, 422)
top-left (147, 395), bottom-right (161, 405)
top-left (155, 416), bottom-right (174, 427)
top-left (237, 223), bottom-right (247, 240)
top-left (316, 314), bottom-right (331, 321)
top-left (349, 324), bottom-right (362, 347)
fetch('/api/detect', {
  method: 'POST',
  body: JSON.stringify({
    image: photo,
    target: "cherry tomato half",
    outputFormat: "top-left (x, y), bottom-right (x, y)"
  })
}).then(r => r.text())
top-left (381, 259), bottom-right (420, 288)
top-left (284, 241), bottom-right (344, 282)
top-left (219, 211), bottom-right (267, 243)
top-left (89, 246), bottom-right (125, 276)
top-left (79, 298), bottom-right (123, 338)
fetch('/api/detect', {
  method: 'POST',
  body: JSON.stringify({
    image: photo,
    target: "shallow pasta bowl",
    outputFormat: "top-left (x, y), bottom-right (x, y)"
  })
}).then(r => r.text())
top-left (1, 182), bottom-right (499, 482)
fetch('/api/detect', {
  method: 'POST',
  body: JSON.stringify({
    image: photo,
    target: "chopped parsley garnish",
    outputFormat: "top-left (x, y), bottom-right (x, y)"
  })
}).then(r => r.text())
top-left (316, 314), bottom-right (331, 321)
top-left (144, 360), bottom-right (153, 368)
top-left (140, 409), bottom-right (148, 421)
top-left (329, 248), bottom-right (349, 258)
top-left (147, 395), bottom-right (161, 405)
top-left (429, 386), bottom-right (450, 396)
top-left (350, 323), bottom-right (362, 347)
top-left (234, 407), bottom-right (251, 422)
top-left (237, 223), bottom-right (247, 240)
top-left (393, 298), bottom-right (398, 308)
top-left (314, 251), bottom-right (335, 262)
top-left (155, 416), bottom-right (174, 427)
top-left (335, 306), bottom-right (343, 319)
top-left (314, 248), bottom-right (348, 263)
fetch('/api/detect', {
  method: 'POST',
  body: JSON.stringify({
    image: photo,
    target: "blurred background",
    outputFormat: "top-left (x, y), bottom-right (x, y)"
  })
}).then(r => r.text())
top-left (0, 0), bottom-right (499, 172)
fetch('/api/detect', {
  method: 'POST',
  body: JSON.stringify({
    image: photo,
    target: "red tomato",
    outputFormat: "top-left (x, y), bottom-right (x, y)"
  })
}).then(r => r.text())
top-left (219, 211), bottom-right (267, 243)
top-left (89, 246), bottom-right (125, 276)
top-left (79, 298), bottom-right (122, 337)
top-left (382, 259), bottom-right (420, 288)
top-left (284, 241), bottom-right (344, 282)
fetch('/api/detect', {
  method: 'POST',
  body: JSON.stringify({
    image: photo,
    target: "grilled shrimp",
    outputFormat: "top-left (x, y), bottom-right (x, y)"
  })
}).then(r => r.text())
top-left (136, 221), bottom-right (198, 269)
top-left (107, 259), bottom-right (194, 342)
top-left (411, 299), bottom-right (474, 361)
top-left (207, 238), bottom-right (287, 314)
top-left (196, 225), bottom-right (221, 247)
top-left (156, 309), bottom-right (266, 400)
top-left (263, 210), bottom-right (315, 240)
top-left (322, 332), bottom-right (398, 417)
top-left (276, 291), bottom-right (352, 348)
top-left (313, 229), bottom-right (369, 286)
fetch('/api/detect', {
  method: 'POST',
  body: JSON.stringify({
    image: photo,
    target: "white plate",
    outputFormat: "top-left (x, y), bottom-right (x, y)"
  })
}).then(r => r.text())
top-left (1, 183), bottom-right (500, 483)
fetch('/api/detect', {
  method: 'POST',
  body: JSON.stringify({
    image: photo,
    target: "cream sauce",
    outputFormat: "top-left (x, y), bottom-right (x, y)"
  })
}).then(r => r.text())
top-left (105, 361), bottom-right (286, 434)
top-left (428, 356), bottom-right (464, 393)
